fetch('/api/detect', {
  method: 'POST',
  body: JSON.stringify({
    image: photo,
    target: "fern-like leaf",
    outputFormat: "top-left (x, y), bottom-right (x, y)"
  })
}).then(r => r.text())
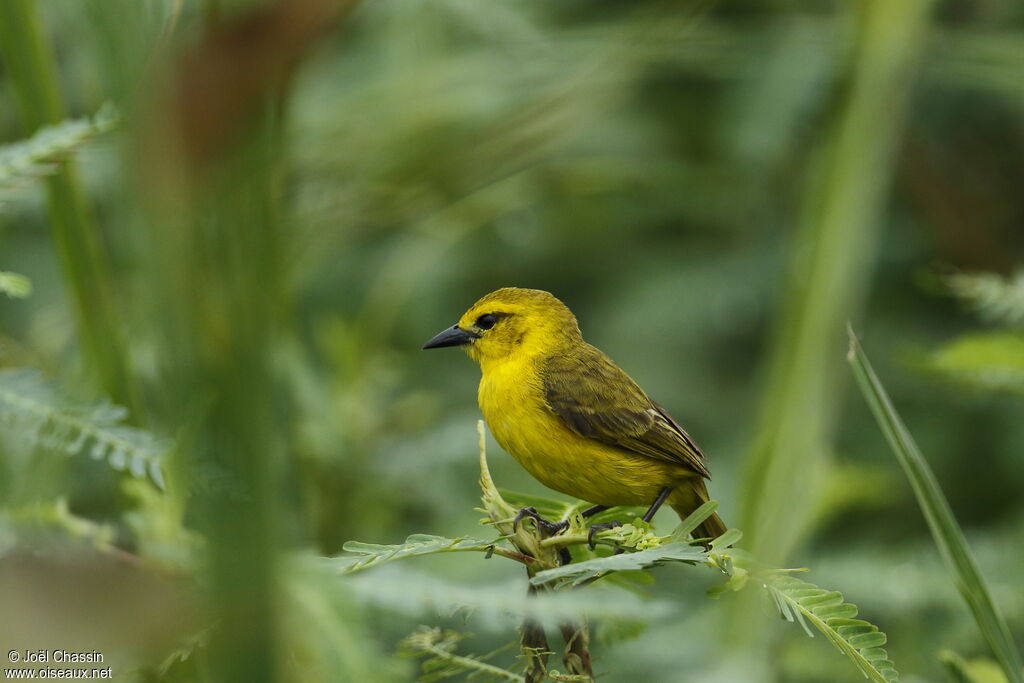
top-left (0, 271), bottom-right (32, 298)
top-left (530, 542), bottom-right (707, 588)
top-left (764, 575), bottom-right (898, 682)
top-left (0, 103), bottom-right (119, 208)
top-left (928, 332), bottom-right (1024, 395)
top-left (938, 649), bottom-right (1010, 683)
top-left (400, 627), bottom-right (524, 683)
top-left (0, 369), bottom-right (168, 489)
top-left (948, 270), bottom-right (1024, 328)
top-left (330, 534), bottom-right (503, 575)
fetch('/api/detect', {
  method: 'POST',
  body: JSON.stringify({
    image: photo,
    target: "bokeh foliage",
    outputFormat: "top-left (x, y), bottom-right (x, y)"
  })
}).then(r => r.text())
top-left (0, 0), bottom-right (1022, 681)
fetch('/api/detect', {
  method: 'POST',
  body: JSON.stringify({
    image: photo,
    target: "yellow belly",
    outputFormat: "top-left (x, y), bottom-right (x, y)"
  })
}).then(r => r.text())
top-left (477, 358), bottom-right (698, 508)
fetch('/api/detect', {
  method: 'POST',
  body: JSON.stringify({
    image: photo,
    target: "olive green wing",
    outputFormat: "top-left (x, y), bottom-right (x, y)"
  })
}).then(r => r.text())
top-left (541, 345), bottom-right (711, 479)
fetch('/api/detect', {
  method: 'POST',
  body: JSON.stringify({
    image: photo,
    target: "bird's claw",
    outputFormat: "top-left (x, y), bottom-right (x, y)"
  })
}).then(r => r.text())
top-left (587, 521), bottom-right (623, 549)
top-left (512, 506), bottom-right (541, 532)
top-left (513, 506), bottom-right (568, 537)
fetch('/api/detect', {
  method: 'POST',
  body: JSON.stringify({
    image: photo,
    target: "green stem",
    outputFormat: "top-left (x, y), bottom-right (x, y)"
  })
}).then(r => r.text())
top-left (729, 0), bottom-right (934, 653)
top-left (737, 0), bottom-right (935, 566)
top-left (538, 534), bottom-right (618, 550)
top-left (0, 0), bottom-right (134, 408)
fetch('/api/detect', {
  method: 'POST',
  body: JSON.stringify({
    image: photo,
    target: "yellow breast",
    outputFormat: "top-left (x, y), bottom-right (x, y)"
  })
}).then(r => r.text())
top-left (477, 355), bottom-right (683, 506)
top-left (477, 356), bottom-right (551, 473)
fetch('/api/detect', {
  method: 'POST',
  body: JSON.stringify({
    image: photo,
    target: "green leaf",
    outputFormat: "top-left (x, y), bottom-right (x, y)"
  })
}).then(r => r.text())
top-left (928, 332), bottom-right (1024, 395)
top-left (0, 4), bottom-right (132, 407)
top-left (765, 575), bottom-right (898, 682)
top-left (706, 565), bottom-right (749, 598)
top-left (400, 627), bottom-right (524, 683)
top-left (848, 329), bottom-right (1024, 683)
top-left (348, 565), bottom-right (670, 629)
top-left (330, 534), bottom-right (500, 574)
top-left (0, 499), bottom-right (116, 557)
top-left (0, 103), bottom-right (118, 209)
top-left (815, 603), bottom-right (858, 619)
top-left (709, 528), bottom-right (743, 551)
top-left (497, 489), bottom-right (644, 528)
top-left (948, 269), bottom-right (1024, 328)
top-left (0, 368), bottom-right (169, 490)
top-left (938, 649), bottom-right (1011, 683)
top-left (668, 500), bottom-right (718, 542)
top-left (0, 271), bottom-right (32, 298)
top-left (283, 556), bottom-right (399, 682)
top-left (530, 542), bottom-right (707, 588)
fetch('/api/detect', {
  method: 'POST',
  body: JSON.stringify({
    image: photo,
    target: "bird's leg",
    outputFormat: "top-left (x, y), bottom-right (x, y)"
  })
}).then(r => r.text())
top-left (513, 506), bottom-right (568, 536)
top-left (582, 504), bottom-right (620, 549)
top-left (642, 487), bottom-right (673, 523)
top-left (513, 507), bottom-right (572, 566)
top-left (515, 503), bottom-right (605, 534)
top-left (588, 488), bottom-right (672, 550)
top-left (515, 502), bottom-right (637, 553)
top-left (572, 505), bottom-right (613, 549)
top-left (587, 521), bottom-right (623, 549)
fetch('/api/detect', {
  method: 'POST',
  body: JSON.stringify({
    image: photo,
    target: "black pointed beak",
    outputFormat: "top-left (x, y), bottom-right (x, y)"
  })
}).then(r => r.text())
top-left (422, 325), bottom-right (478, 350)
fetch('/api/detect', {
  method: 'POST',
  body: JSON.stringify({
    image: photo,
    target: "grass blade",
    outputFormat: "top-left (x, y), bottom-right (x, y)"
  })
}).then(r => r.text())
top-left (729, 0), bottom-right (934, 654)
top-left (847, 328), bottom-right (1023, 683)
top-left (735, 0), bottom-right (935, 570)
top-left (0, 0), bottom-right (133, 408)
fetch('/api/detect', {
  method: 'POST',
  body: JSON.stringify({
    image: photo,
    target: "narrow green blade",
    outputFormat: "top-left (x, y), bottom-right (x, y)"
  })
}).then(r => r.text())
top-left (847, 327), bottom-right (1023, 683)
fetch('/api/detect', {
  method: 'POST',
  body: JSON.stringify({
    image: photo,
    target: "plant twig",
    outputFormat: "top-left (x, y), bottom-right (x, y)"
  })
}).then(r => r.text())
top-left (522, 588), bottom-right (552, 683)
top-left (558, 620), bottom-right (594, 682)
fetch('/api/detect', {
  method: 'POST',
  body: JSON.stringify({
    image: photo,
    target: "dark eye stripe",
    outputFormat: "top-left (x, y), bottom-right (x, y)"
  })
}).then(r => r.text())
top-left (475, 313), bottom-right (498, 330)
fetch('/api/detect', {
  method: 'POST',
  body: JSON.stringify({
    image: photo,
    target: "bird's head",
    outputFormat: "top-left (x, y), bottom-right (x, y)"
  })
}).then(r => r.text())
top-left (422, 287), bottom-right (581, 367)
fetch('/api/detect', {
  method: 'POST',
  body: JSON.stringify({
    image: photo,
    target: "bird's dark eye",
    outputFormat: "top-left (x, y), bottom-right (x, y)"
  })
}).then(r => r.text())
top-left (475, 313), bottom-right (498, 330)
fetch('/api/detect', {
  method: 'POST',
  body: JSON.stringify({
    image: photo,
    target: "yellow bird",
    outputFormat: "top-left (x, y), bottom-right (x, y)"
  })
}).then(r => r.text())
top-left (423, 287), bottom-right (726, 543)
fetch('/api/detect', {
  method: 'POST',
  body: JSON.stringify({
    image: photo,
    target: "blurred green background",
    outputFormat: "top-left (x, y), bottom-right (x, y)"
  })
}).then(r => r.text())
top-left (1, 0), bottom-right (1022, 681)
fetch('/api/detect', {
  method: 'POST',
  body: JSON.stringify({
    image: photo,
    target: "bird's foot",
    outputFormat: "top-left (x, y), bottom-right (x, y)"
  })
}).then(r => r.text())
top-left (513, 506), bottom-right (568, 537)
top-left (587, 521), bottom-right (623, 550)
top-left (513, 507), bottom-right (572, 566)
